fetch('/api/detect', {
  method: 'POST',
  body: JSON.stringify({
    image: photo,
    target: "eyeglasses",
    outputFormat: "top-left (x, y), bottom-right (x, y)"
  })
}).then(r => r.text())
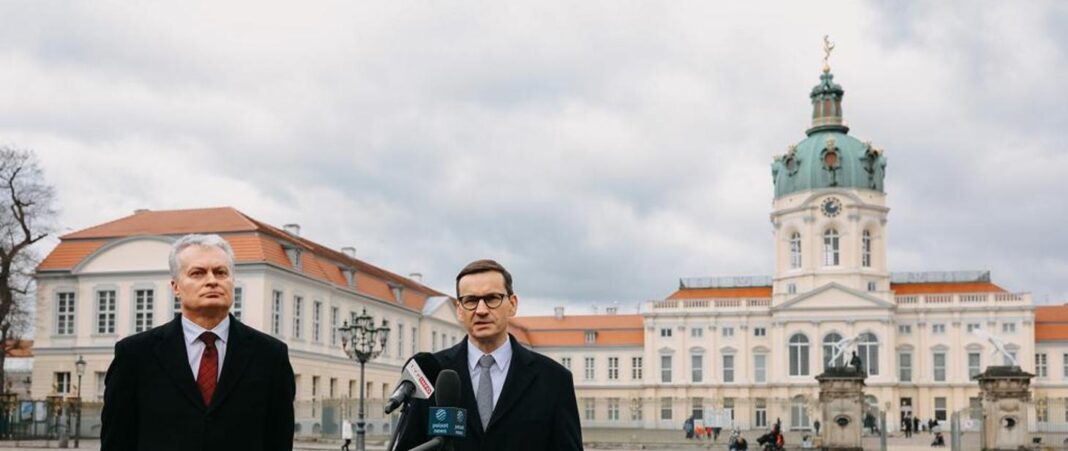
top-left (458, 293), bottom-right (508, 311)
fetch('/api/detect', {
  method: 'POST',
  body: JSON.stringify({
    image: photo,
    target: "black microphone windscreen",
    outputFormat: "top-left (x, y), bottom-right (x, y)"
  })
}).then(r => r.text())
top-left (434, 369), bottom-right (462, 407)
top-left (408, 352), bottom-right (442, 382)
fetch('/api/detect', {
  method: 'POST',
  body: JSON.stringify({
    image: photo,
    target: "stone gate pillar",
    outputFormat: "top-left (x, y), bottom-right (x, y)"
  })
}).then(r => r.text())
top-left (816, 366), bottom-right (866, 451)
top-left (975, 366), bottom-right (1034, 451)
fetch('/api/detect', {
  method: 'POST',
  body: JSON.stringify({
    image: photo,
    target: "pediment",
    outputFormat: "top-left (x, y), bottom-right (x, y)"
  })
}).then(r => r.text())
top-left (772, 283), bottom-right (895, 312)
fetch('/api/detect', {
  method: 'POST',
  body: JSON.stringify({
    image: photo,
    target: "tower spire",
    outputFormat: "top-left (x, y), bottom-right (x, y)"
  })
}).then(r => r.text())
top-left (807, 35), bottom-right (848, 136)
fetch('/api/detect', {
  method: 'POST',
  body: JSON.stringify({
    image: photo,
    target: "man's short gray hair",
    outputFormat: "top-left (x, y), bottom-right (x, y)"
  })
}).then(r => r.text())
top-left (169, 234), bottom-right (236, 279)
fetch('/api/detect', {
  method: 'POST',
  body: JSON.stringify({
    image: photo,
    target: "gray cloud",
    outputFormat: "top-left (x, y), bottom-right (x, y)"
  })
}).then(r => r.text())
top-left (6, 0), bottom-right (1067, 315)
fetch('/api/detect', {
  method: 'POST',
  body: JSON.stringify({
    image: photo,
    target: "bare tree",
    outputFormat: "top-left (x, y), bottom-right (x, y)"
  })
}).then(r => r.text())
top-left (0, 148), bottom-right (55, 390)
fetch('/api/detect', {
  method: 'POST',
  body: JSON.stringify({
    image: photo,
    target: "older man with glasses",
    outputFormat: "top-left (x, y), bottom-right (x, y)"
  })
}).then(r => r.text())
top-left (395, 259), bottom-right (583, 451)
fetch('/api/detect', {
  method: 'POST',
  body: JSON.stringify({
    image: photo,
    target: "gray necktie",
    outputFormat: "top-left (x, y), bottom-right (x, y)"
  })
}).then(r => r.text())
top-left (476, 354), bottom-right (495, 430)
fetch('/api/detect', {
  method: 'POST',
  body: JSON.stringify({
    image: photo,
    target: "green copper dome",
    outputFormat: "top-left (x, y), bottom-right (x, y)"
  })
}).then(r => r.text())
top-left (771, 70), bottom-right (887, 198)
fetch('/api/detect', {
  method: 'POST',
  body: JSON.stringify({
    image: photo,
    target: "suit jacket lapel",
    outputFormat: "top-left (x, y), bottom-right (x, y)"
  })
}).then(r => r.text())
top-left (153, 315), bottom-right (205, 411)
top-left (207, 315), bottom-right (256, 413)
top-left (487, 335), bottom-right (537, 431)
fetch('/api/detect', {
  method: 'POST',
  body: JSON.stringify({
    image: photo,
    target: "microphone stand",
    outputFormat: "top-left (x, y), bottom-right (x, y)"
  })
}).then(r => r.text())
top-left (386, 401), bottom-right (408, 451)
top-left (409, 437), bottom-right (446, 451)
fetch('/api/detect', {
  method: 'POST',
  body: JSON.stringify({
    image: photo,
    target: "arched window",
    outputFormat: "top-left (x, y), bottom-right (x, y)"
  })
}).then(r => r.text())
top-left (789, 333), bottom-right (810, 376)
top-left (823, 333), bottom-right (845, 369)
top-left (858, 332), bottom-right (879, 376)
top-left (862, 230), bottom-right (872, 267)
top-left (823, 229), bottom-right (839, 266)
top-left (789, 232), bottom-right (802, 269)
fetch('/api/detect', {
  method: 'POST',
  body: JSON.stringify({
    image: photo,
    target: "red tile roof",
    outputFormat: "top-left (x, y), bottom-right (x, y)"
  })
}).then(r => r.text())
top-left (4, 340), bottom-right (32, 358)
top-left (891, 282), bottom-right (1006, 295)
top-left (668, 286), bottom-right (773, 299)
top-left (37, 207), bottom-right (444, 312)
top-left (1036, 305), bottom-right (1068, 342)
top-left (510, 314), bottom-right (644, 347)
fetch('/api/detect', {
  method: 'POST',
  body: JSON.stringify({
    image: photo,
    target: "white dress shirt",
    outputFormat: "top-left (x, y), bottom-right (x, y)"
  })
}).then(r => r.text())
top-left (467, 338), bottom-right (512, 409)
top-left (181, 315), bottom-right (230, 380)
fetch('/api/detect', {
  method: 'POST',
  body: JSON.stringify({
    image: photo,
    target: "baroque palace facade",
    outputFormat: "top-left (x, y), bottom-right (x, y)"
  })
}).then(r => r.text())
top-left (34, 64), bottom-right (1068, 435)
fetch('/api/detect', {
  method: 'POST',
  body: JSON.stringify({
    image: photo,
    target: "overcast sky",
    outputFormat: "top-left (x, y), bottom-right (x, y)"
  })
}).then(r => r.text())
top-left (4, 1), bottom-right (1066, 316)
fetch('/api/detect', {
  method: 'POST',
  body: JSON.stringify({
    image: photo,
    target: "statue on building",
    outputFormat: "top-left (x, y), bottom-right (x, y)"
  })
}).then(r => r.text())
top-left (828, 334), bottom-right (860, 368)
top-left (850, 351), bottom-right (863, 373)
top-left (971, 328), bottom-right (1020, 367)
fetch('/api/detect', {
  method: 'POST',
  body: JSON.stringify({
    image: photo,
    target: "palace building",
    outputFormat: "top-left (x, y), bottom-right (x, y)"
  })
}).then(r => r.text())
top-left (33, 63), bottom-right (1067, 436)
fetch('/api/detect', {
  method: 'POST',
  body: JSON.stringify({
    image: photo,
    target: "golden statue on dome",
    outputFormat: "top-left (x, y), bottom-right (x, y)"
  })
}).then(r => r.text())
top-left (822, 35), bottom-right (835, 73)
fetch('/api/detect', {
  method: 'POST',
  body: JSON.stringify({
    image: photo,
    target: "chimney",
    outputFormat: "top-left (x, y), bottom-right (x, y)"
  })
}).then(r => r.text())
top-left (341, 247), bottom-right (356, 259)
top-left (606, 307), bottom-right (618, 315)
top-left (283, 223), bottom-right (301, 236)
top-left (134, 208), bottom-right (150, 214)
top-left (409, 272), bottom-right (423, 283)
top-left (554, 306), bottom-right (565, 320)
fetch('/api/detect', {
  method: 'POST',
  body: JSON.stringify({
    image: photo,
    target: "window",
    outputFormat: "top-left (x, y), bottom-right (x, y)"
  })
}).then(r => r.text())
top-left (312, 376), bottom-right (320, 397)
top-left (691, 397), bottom-right (704, 419)
top-left (790, 395), bottom-right (810, 429)
top-left (660, 397), bottom-right (672, 420)
top-left (585, 330), bottom-right (596, 343)
top-left (173, 293), bottom-right (181, 316)
top-left (898, 324), bottom-right (912, 335)
top-left (608, 357), bottom-right (619, 380)
top-left (232, 287), bottom-right (243, 320)
top-left (787, 283), bottom-right (797, 294)
top-left (932, 323), bottom-right (946, 334)
top-left (292, 296), bottom-right (303, 339)
top-left (607, 398), bottom-right (620, 421)
top-left (755, 399), bottom-right (768, 428)
top-left (858, 332), bottom-right (879, 376)
top-left (1063, 354), bottom-right (1068, 378)
top-left (632, 357), bottom-right (643, 380)
top-left (312, 301), bottom-right (322, 342)
top-left (823, 229), bottom-right (840, 266)
top-left (1005, 351), bottom-right (1018, 366)
top-left (584, 357), bottom-right (595, 381)
top-left (661, 355), bottom-right (672, 383)
top-left (395, 321), bottom-right (404, 356)
top-left (1038, 401), bottom-right (1049, 422)
top-left (754, 354), bottom-right (767, 383)
top-left (271, 290), bottom-right (283, 335)
top-left (55, 372), bottom-right (71, 394)
top-left (691, 354), bottom-right (703, 383)
top-left (134, 289), bottom-right (154, 333)
top-left (691, 327), bottom-right (703, 338)
top-left (968, 352), bottom-right (981, 378)
top-left (966, 323), bottom-right (980, 333)
top-left (867, 281), bottom-right (877, 292)
top-left (789, 333), bottom-right (810, 376)
top-left (660, 328), bottom-right (672, 338)
top-left (722, 327), bottom-right (734, 337)
top-left (96, 290), bottom-right (116, 334)
top-left (790, 232), bottom-right (802, 269)
top-left (934, 397), bottom-right (947, 421)
top-left (723, 398), bottom-right (735, 421)
top-left (631, 398), bottom-right (643, 421)
top-left (723, 355), bottom-right (735, 383)
top-left (561, 357), bottom-right (572, 371)
top-left (583, 398), bottom-right (595, 421)
top-left (1002, 323), bottom-right (1016, 334)
top-left (330, 307), bottom-right (339, 346)
top-left (898, 352), bottom-right (912, 382)
top-left (754, 327), bottom-right (767, 337)
top-left (862, 230), bottom-right (872, 267)
top-left (95, 372), bottom-right (106, 401)
top-left (933, 352), bottom-right (947, 382)
top-left (823, 333), bottom-right (845, 368)
top-left (329, 378), bottom-right (337, 398)
top-left (411, 327), bottom-right (417, 354)
top-left (432, 331), bottom-right (437, 350)
top-left (1037, 353), bottom-right (1048, 378)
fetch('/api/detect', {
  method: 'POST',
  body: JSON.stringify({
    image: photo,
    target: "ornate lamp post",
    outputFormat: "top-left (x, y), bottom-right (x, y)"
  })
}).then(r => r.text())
top-left (338, 308), bottom-right (389, 451)
top-left (73, 355), bottom-right (86, 448)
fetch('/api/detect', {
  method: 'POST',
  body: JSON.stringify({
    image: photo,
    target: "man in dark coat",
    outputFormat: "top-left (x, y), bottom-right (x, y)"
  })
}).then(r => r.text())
top-left (394, 259), bottom-right (582, 451)
top-left (101, 234), bottom-right (295, 451)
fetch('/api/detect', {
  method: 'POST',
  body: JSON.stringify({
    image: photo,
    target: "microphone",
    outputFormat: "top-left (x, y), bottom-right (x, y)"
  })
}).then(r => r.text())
top-left (385, 353), bottom-right (442, 414)
top-left (410, 369), bottom-right (465, 451)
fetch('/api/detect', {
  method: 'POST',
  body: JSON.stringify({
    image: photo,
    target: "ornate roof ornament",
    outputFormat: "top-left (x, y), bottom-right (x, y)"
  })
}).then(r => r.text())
top-left (823, 35), bottom-right (835, 74)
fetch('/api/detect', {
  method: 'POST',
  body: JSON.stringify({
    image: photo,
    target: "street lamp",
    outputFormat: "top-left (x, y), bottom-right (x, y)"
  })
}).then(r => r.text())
top-left (74, 355), bottom-right (86, 448)
top-left (338, 308), bottom-right (390, 451)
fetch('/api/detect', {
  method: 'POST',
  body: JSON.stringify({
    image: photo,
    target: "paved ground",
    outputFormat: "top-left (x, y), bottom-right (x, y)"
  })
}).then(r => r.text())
top-left (1, 430), bottom-right (1065, 450)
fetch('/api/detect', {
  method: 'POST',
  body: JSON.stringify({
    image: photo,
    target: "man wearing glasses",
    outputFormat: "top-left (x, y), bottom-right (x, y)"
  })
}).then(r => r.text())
top-left (395, 259), bottom-right (583, 450)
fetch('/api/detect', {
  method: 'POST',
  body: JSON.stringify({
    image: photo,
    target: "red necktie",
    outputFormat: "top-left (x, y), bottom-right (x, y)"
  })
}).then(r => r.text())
top-left (197, 332), bottom-right (219, 406)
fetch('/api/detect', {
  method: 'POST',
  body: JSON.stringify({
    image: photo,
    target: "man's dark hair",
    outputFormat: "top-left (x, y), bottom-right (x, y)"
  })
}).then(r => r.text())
top-left (455, 259), bottom-right (514, 297)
